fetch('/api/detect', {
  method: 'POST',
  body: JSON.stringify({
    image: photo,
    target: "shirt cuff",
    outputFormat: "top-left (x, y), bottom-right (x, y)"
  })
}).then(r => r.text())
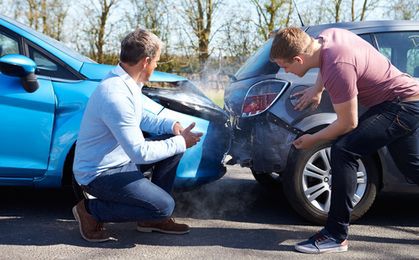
top-left (168, 120), bottom-right (177, 134)
top-left (172, 135), bottom-right (187, 153)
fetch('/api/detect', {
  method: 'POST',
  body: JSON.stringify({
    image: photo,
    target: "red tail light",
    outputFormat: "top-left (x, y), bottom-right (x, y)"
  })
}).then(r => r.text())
top-left (241, 80), bottom-right (288, 117)
top-left (242, 93), bottom-right (278, 115)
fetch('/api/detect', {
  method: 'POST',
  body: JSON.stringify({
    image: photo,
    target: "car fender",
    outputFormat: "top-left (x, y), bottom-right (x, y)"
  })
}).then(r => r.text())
top-left (294, 112), bottom-right (337, 132)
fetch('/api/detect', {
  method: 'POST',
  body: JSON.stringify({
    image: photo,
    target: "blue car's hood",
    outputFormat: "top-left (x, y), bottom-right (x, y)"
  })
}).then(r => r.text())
top-left (79, 62), bottom-right (187, 82)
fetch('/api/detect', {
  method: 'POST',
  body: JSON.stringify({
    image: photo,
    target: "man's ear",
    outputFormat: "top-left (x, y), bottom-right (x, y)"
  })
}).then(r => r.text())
top-left (137, 57), bottom-right (149, 69)
top-left (293, 55), bottom-right (304, 64)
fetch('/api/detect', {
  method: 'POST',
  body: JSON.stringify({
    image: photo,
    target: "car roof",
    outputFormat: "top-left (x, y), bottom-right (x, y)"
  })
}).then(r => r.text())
top-left (305, 20), bottom-right (419, 36)
top-left (0, 14), bottom-right (187, 83)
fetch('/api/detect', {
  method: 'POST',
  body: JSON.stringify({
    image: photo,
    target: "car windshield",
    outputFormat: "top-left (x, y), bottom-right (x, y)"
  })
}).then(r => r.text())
top-left (1, 15), bottom-right (94, 63)
top-left (234, 38), bottom-right (279, 81)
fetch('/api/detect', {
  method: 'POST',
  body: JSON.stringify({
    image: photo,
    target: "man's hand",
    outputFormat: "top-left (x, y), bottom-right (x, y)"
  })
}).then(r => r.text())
top-left (180, 122), bottom-right (203, 148)
top-left (293, 134), bottom-right (318, 150)
top-left (172, 122), bottom-right (184, 135)
top-left (292, 86), bottom-right (322, 111)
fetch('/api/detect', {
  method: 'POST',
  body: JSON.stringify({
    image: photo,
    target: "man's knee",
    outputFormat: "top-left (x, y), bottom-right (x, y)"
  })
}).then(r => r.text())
top-left (155, 195), bottom-right (175, 219)
top-left (330, 141), bottom-right (360, 172)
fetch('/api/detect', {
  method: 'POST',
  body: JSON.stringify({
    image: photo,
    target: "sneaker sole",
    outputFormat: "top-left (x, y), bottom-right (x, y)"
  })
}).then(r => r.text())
top-left (136, 226), bottom-right (190, 235)
top-left (72, 206), bottom-right (112, 243)
top-left (295, 244), bottom-right (348, 254)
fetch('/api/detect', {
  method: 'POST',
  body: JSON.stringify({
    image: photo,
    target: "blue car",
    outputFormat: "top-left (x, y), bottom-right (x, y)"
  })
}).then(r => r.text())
top-left (0, 15), bottom-right (230, 195)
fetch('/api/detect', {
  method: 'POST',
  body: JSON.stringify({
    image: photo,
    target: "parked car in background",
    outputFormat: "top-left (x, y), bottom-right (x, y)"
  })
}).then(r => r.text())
top-left (0, 15), bottom-right (230, 197)
top-left (224, 20), bottom-right (419, 224)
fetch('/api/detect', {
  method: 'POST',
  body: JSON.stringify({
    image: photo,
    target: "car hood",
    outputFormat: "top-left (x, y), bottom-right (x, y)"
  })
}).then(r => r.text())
top-left (143, 82), bottom-right (228, 123)
top-left (79, 62), bottom-right (187, 82)
top-left (79, 62), bottom-right (227, 123)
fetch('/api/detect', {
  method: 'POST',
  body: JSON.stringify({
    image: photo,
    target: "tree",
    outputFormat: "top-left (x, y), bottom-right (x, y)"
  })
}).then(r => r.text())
top-left (218, 6), bottom-right (260, 74)
top-left (80, 0), bottom-right (120, 63)
top-left (128, 0), bottom-right (170, 43)
top-left (387, 0), bottom-right (419, 20)
top-left (127, 0), bottom-right (176, 71)
top-left (180, 0), bottom-right (222, 78)
top-left (330, 0), bottom-right (343, 22)
top-left (13, 0), bottom-right (68, 40)
top-left (250, 0), bottom-right (293, 41)
top-left (351, 0), bottom-right (382, 21)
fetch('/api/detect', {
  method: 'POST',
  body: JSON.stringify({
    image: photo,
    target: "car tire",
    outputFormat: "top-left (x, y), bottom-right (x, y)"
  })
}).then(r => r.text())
top-left (283, 143), bottom-right (379, 225)
top-left (251, 169), bottom-right (282, 190)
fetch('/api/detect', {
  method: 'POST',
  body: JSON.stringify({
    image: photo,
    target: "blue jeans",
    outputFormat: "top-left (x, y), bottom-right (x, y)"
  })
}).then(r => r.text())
top-left (325, 100), bottom-right (419, 241)
top-left (82, 153), bottom-right (183, 223)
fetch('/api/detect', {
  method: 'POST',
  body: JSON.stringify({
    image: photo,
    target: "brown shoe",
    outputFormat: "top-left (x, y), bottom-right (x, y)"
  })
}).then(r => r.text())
top-left (72, 200), bottom-right (113, 242)
top-left (137, 218), bottom-right (190, 235)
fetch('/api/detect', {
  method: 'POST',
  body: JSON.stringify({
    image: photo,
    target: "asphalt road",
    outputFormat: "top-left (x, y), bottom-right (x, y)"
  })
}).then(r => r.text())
top-left (0, 165), bottom-right (418, 259)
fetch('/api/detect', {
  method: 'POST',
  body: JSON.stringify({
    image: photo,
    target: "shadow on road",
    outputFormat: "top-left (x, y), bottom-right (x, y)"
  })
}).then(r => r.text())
top-left (0, 175), bottom-right (418, 249)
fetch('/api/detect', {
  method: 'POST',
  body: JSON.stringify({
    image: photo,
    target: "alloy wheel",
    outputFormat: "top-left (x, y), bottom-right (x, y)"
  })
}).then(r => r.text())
top-left (301, 147), bottom-right (367, 212)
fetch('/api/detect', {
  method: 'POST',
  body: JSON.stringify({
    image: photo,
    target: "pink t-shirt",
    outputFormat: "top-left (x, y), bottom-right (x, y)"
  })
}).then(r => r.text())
top-left (319, 28), bottom-right (419, 107)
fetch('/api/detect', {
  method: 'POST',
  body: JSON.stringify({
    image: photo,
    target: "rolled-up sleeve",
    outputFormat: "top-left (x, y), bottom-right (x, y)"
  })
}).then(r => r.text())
top-left (141, 109), bottom-right (175, 135)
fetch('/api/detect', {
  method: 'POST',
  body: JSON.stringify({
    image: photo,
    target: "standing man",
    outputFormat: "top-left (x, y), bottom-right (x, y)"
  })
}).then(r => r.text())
top-left (72, 28), bottom-right (202, 242)
top-left (270, 27), bottom-right (419, 254)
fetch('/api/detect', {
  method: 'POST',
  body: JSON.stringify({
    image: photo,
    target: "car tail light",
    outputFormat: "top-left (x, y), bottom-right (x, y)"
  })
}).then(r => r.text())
top-left (241, 79), bottom-right (288, 117)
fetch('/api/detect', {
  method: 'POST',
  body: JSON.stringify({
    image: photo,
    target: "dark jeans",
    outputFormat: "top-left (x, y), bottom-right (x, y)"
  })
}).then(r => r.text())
top-left (83, 153), bottom-right (183, 223)
top-left (325, 100), bottom-right (419, 241)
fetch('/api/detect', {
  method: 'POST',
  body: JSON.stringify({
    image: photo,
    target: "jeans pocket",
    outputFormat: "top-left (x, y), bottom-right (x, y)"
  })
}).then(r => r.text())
top-left (386, 110), bottom-right (417, 138)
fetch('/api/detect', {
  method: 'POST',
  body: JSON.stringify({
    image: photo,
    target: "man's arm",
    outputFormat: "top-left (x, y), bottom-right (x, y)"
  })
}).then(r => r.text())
top-left (293, 97), bottom-right (358, 149)
top-left (101, 91), bottom-right (186, 164)
top-left (293, 73), bottom-right (324, 111)
top-left (141, 109), bottom-right (175, 135)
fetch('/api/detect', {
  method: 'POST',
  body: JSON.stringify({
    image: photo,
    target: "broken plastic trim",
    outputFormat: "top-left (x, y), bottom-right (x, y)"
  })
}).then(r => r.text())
top-left (266, 112), bottom-right (304, 135)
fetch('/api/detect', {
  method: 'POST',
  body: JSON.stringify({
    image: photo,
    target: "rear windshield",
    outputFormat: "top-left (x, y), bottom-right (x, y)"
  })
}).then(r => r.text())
top-left (234, 38), bottom-right (279, 81)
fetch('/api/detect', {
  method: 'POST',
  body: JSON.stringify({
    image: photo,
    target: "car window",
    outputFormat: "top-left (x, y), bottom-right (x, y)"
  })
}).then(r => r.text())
top-left (358, 33), bottom-right (373, 45)
top-left (375, 31), bottom-right (419, 77)
top-left (234, 38), bottom-right (279, 80)
top-left (28, 45), bottom-right (78, 80)
top-left (0, 31), bottom-right (19, 57)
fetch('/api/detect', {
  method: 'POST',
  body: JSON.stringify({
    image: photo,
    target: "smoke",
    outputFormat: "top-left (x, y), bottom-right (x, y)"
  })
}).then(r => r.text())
top-left (173, 168), bottom-right (258, 220)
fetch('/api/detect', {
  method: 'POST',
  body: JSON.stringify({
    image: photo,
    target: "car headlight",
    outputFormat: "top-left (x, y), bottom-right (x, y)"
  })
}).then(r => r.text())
top-left (241, 79), bottom-right (289, 117)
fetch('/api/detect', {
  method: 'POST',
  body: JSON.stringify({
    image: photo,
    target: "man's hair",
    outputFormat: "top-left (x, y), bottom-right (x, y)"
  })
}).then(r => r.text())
top-left (120, 28), bottom-right (162, 65)
top-left (270, 27), bottom-right (312, 62)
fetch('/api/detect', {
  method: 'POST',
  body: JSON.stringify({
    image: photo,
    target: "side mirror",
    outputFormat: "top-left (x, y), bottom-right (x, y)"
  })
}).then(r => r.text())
top-left (0, 54), bottom-right (39, 93)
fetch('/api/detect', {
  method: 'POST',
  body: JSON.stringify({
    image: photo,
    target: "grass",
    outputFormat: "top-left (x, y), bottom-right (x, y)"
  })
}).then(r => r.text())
top-left (202, 89), bottom-right (225, 108)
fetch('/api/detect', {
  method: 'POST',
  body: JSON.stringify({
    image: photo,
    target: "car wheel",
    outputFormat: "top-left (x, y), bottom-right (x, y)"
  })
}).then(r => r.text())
top-left (251, 169), bottom-right (282, 190)
top-left (283, 143), bottom-right (379, 225)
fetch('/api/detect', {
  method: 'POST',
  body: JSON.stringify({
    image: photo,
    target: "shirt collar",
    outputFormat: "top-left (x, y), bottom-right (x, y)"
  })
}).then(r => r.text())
top-left (112, 64), bottom-right (143, 92)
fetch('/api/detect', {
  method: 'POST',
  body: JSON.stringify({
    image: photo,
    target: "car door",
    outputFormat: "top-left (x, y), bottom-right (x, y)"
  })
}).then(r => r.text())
top-left (0, 29), bottom-right (55, 179)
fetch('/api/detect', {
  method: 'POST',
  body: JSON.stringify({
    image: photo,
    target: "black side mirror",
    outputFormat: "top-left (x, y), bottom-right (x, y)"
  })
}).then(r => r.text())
top-left (0, 54), bottom-right (39, 93)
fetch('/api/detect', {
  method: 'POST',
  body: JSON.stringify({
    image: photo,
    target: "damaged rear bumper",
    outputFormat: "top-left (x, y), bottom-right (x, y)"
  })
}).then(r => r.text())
top-left (228, 112), bottom-right (298, 173)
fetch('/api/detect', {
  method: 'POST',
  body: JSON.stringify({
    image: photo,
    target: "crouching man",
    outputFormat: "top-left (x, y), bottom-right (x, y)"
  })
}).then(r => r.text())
top-left (72, 28), bottom-right (202, 242)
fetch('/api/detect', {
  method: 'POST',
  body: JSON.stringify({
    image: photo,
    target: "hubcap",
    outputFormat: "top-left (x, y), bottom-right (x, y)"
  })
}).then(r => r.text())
top-left (301, 147), bottom-right (367, 213)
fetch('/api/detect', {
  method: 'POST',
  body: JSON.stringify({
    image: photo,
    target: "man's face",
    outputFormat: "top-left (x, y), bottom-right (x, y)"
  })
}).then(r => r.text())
top-left (274, 57), bottom-right (308, 77)
top-left (140, 48), bottom-right (161, 82)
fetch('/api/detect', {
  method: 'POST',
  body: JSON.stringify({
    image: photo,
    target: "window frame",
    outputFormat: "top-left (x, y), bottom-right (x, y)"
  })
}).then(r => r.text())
top-left (23, 38), bottom-right (82, 80)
